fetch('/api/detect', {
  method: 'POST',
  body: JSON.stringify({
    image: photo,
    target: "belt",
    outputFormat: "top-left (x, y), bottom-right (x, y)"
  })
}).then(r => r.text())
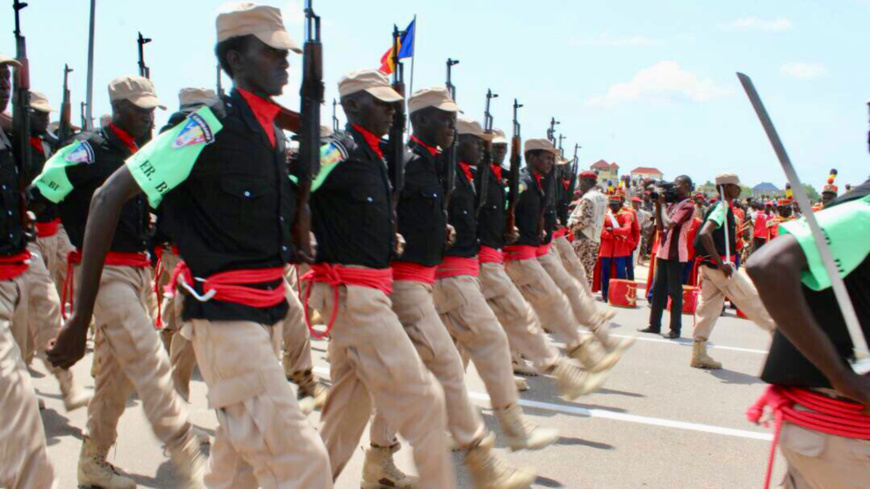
top-left (746, 385), bottom-right (870, 489)
top-left (435, 256), bottom-right (480, 280)
top-left (35, 218), bottom-right (60, 238)
top-left (63, 250), bottom-right (151, 319)
top-left (392, 261), bottom-right (437, 285)
top-left (301, 263), bottom-right (393, 339)
top-left (0, 250), bottom-right (32, 281)
top-left (478, 246), bottom-right (504, 265)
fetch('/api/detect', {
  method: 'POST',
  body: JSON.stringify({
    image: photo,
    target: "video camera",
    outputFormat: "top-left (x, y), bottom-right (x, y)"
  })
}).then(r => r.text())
top-left (648, 180), bottom-right (679, 204)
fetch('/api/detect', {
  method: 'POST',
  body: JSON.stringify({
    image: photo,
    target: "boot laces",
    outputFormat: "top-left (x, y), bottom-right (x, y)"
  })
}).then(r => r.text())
top-left (93, 453), bottom-right (122, 476)
top-left (382, 456), bottom-right (409, 481)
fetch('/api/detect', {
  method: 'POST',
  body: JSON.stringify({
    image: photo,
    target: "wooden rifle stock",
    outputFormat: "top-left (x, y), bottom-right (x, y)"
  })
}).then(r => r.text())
top-left (291, 0), bottom-right (322, 263)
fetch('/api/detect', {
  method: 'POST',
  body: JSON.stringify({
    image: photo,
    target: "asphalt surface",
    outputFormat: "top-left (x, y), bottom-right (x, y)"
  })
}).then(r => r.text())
top-left (31, 264), bottom-right (785, 488)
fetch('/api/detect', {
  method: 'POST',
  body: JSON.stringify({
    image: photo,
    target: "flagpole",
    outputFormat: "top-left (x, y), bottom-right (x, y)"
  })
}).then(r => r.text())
top-left (408, 14), bottom-right (417, 96)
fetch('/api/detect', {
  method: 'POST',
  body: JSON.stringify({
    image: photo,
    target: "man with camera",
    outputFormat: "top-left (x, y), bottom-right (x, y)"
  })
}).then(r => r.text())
top-left (639, 176), bottom-right (695, 339)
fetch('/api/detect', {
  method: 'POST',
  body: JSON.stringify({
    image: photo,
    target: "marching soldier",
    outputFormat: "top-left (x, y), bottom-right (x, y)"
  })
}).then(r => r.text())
top-left (691, 173), bottom-right (776, 369)
top-left (551, 156), bottom-right (593, 291)
top-left (309, 69), bottom-right (454, 488)
top-left (47, 5), bottom-right (334, 487)
top-left (12, 90), bottom-right (91, 412)
top-left (569, 170), bottom-right (606, 285)
top-left (434, 116), bottom-right (560, 452)
top-left (365, 88), bottom-right (535, 489)
top-left (0, 53), bottom-right (58, 489)
top-left (476, 127), bottom-right (607, 400)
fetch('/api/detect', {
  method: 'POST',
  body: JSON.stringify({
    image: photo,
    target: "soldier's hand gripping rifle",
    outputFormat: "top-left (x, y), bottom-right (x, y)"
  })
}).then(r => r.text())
top-left (443, 58), bottom-right (459, 234)
top-left (505, 99), bottom-right (522, 243)
top-left (287, 0), bottom-right (322, 263)
top-left (12, 0), bottom-right (31, 226)
top-left (58, 64), bottom-right (74, 145)
top-left (387, 24), bottom-right (406, 256)
top-left (476, 89), bottom-right (497, 217)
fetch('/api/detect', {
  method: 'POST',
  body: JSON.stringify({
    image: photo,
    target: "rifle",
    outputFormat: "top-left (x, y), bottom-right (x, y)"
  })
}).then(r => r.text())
top-left (547, 117), bottom-right (559, 142)
top-left (80, 101), bottom-right (87, 131)
top-left (11, 0), bottom-right (31, 226)
top-left (137, 32), bottom-right (151, 79)
top-left (332, 98), bottom-right (338, 133)
top-left (477, 88), bottom-right (497, 217)
top-left (505, 99), bottom-right (522, 240)
top-left (387, 24), bottom-right (406, 256)
top-left (557, 134), bottom-right (565, 156)
top-left (443, 58), bottom-right (459, 229)
top-left (288, 0), bottom-right (322, 263)
top-left (58, 64), bottom-right (73, 144)
top-left (569, 143), bottom-right (580, 197)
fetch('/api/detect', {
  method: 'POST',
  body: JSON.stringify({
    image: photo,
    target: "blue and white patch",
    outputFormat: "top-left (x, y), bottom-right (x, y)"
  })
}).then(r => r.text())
top-left (171, 113), bottom-right (215, 149)
top-left (64, 141), bottom-right (95, 164)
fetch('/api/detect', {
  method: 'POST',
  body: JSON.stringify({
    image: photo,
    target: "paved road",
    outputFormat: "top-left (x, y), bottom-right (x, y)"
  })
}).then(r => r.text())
top-left (32, 269), bottom-right (784, 488)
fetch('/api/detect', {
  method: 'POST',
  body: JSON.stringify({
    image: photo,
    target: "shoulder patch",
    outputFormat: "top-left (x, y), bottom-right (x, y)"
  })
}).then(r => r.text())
top-left (172, 113), bottom-right (216, 149)
top-left (519, 182), bottom-right (527, 193)
top-left (64, 141), bottom-right (95, 164)
top-left (321, 140), bottom-right (348, 167)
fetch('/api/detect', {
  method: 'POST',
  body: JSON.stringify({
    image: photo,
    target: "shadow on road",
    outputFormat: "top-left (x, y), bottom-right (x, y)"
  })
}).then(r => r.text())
top-left (557, 436), bottom-right (614, 451)
top-left (41, 408), bottom-right (82, 446)
top-left (708, 368), bottom-right (763, 385)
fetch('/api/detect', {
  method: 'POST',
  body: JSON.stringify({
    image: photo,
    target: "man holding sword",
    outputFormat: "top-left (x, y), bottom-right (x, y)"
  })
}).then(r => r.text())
top-left (691, 172), bottom-right (776, 369)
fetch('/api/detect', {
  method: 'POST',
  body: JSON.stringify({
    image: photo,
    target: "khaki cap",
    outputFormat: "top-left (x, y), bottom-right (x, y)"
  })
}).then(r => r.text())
top-left (337, 69), bottom-right (403, 103)
top-left (108, 75), bottom-right (166, 110)
top-left (179, 87), bottom-right (217, 110)
top-left (216, 2), bottom-right (302, 54)
top-left (320, 125), bottom-right (333, 138)
top-left (456, 115), bottom-right (493, 141)
top-left (715, 172), bottom-right (740, 186)
top-left (29, 91), bottom-right (55, 113)
top-left (524, 138), bottom-right (559, 155)
top-left (556, 155), bottom-right (571, 166)
top-left (0, 54), bottom-right (20, 67)
top-left (491, 128), bottom-right (508, 145)
top-left (407, 86), bottom-right (461, 115)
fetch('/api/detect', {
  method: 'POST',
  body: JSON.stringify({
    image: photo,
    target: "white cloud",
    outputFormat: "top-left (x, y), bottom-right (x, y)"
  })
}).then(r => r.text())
top-left (569, 34), bottom-right (659, 47)
top-left (780, 62), bottom-right (828, 79)
top-left (586, 61), bottom-right (731, 108)
top-left (720, 17), bottom-right (794, 32)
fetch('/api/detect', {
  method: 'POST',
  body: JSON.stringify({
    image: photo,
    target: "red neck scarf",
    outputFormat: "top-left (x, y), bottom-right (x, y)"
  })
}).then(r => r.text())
top-left (490, 164), bottom-right (502, 181)
top-left (459, 162), bottom-right (474, 184)
top-left (29, 136), bottom-right (44, 155)
top-left (108, 123), bottom-right (139, 155)
top-left (351, 123), bottom-right (385, 159)
top-left (237, 88), bottom-right (280, 147)
top-left (561, 178), bottom-right (570, 191)
top-left (409, 135), bottom-right (439, 155)
top-left (532, 172), bottom-right (544, 190)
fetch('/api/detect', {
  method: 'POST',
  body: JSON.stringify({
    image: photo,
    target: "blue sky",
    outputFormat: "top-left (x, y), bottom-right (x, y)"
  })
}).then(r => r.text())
top-left (2, 0), bottom-right (868, 190)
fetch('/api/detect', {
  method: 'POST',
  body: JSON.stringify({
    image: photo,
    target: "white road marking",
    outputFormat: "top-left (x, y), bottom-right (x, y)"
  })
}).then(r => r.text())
top-left (311, 365), bottom-right (773, 442)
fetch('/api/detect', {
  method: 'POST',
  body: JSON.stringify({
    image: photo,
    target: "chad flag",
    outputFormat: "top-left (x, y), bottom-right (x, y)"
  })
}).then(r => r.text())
top-left (379, 18), bottom-right (416, 75)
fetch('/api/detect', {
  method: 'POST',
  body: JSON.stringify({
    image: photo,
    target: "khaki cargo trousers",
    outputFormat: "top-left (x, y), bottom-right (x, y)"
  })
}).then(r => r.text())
top-left (693, 266), bottom-right (776, 341)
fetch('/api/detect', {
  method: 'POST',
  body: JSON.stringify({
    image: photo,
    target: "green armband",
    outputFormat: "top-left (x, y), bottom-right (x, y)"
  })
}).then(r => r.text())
top-left (706, 201), bottom-right (726, 228)
top-left (33, 140), bottom-right (95, 203)
top-left (780, 195), bottom-right (870, 290)
top-left (288, 140), bottom-right (347, 191)
top-left (126, 107), bottom-right (223, 207)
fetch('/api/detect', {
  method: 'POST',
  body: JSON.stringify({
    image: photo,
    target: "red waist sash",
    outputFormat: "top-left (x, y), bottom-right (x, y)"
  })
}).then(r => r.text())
top-left (63, 250), bottom-right (151, 319)
top-left (435, 256), bottom-right (480, 279)
top-left (0, 250), bottom-right (32, 281)
top-left (478, 246), bottom-right (504, 265)
top-left (536, 242), bottom-right (552, 257)
top-left (301, 263), bottom-right (394, 339)
top-left (746, 385), bottom-right (870, 489)
top-left (503, 245), bottom-right (538, 262)
top-left (392, 261), bottom-right (437, 285)
top-left (165, 262), bottom-right (286, 309)
top-left (35, 218), bottom-right (60, 238)
top-left (553, 227), bottom-right (568, 239)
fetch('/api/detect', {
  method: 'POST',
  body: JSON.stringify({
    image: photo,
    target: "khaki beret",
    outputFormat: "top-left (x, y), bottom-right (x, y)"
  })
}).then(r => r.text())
top-left (407, 86), bottom-right (460, 115)
top-left (715, 172), bottom-right (740, 186)
top-left (0, 54), bottom-right (20, 67)
top-left (524, 138), bottom-right (558, 155)
top-left (108, 75), bottom-right (166, 110)
top-left (178, 87), bottom-right (217, 111)
top-left (29, 91), bottom-right (55, 113)
top-left (338, 69), bottom-right (403, 103)
top-left (456, 115), bottom-right (493, 141)
top-left (216, 2), bottom-right (302, 54)
top-left (491, 128), bottom-right (508, 145)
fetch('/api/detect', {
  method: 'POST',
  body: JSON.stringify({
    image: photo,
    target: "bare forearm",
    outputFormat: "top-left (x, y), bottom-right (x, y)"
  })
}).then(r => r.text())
top-left (746, 235), bottom-right (852, 385)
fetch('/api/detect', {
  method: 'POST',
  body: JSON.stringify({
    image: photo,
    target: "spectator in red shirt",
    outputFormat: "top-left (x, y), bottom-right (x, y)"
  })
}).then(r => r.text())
top-left (639, 176), bottom-right (695, 339)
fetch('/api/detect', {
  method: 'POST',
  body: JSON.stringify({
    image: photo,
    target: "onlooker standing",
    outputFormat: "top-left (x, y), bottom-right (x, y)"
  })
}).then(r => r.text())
top-left (639, 176), bottom-right (695, 339)
top-left (569, 172), bottom-right (607, 286)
